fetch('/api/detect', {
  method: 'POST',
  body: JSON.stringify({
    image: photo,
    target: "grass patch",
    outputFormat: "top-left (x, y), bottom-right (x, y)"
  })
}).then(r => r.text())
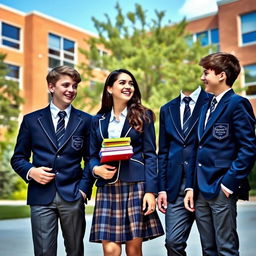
top-left (0, 205), bottom-right (94, 220)
top-left (0, 205), bottom-right (30, 220)
top-left (249, 189), bottom-right (256, 196)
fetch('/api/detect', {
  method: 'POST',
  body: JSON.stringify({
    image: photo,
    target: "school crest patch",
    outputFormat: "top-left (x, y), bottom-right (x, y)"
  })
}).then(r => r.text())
top-left (212, 123), bottom-right (229, 140)
top-left (72, 136), bottom-right (84, 150)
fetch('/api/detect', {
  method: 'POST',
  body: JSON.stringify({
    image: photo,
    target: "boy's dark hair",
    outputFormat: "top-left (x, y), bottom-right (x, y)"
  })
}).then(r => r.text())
top-left (199, 52), bottom-right (241, 87)
top-left (46, 66), bottom-right (81, 85)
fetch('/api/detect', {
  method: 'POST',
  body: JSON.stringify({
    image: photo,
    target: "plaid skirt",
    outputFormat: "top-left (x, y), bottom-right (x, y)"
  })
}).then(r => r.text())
top-left (89, 181), bottom-right (164, 243)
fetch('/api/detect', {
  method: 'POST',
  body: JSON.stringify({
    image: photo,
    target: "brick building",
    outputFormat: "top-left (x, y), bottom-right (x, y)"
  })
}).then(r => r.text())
top-left (0, 0), bottom-right (256, 115)
top-left (0, 4), bottom-right (106, 115)
top-left (185, 0), bottom-right (256, 113)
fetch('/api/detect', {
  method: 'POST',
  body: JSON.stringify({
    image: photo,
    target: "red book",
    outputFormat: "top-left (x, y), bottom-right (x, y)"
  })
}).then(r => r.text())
top-left (100, 145), bottom-right (133, 152)
top-left (100, 150), bottom-right (133, 163)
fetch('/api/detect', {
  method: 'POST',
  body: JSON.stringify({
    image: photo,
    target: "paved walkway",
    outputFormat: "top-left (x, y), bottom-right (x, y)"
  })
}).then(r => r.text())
top-left (0, 200), bottom-right (256, 255)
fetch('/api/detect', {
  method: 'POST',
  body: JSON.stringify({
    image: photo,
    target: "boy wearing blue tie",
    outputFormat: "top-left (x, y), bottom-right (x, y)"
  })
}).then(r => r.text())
top-left (185, 52), bottom-right (256, 256)
top-left (11, 66), bottom-right (94, 256)
top-left (158, 84), bottom-right (210, 255)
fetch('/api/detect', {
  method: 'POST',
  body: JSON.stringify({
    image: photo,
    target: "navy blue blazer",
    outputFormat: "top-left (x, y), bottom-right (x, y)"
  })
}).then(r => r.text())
top-left (158, 89), bottom-right (211, 203)
top-left (89, 111), bottom-right (158, 194)
top-left (195, 89), bottom-right (256, 200)
top-left (11, 105), bottom-right (94, 205)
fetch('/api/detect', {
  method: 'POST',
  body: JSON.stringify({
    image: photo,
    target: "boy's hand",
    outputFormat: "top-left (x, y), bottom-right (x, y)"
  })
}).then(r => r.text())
top-left (184, 190), bottom-right (195, 212)
top-left (29, 167), bottom-right (55, 184)
top-left (157, 192), bottom-right (168, 214)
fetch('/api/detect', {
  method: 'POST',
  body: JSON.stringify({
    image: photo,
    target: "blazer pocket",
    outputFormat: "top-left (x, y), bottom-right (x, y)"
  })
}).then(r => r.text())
top-left (215, 160), bottom-right (232, 168)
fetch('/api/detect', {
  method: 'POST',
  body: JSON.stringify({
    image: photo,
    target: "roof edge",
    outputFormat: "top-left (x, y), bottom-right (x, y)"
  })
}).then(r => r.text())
top-left (0, 4), bottom-right (26, 16)
top-left (217, 0), bottom-right (239, 7)
top-left (26, 11), bottom-right (98, 37)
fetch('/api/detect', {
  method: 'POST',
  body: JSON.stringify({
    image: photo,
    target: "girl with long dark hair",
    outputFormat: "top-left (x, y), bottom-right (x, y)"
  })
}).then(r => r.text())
top-left (89, 69), bottom-right (164, 256)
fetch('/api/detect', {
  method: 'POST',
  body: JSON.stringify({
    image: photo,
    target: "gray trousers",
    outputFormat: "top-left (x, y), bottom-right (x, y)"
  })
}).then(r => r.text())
top-left (195, 190), bottom-right (239, 256)
top-left (165, 180), bottom-right (195, 256)
top-left (30, 192), bottom-right (86, 256)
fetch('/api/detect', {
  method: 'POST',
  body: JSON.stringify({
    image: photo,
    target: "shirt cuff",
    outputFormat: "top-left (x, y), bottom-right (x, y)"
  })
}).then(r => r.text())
top-left (221, 184), bottom-right (233, 194)
top-left (26, 167), bottom-right (34, 181)
top-left (158, 191), bottom-right (167, 195)
top-left (92, 166), bottom-right (100, 178)
top-left (185, 188), bottom-right (193, 192)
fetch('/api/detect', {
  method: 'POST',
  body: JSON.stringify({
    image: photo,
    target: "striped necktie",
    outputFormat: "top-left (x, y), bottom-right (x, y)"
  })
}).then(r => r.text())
top-left (183, 96), bottom-right (192, 136)
top-left (56, 111), bottom-right (66, 147)
top-left (207, 97), bottom-right (217, 121)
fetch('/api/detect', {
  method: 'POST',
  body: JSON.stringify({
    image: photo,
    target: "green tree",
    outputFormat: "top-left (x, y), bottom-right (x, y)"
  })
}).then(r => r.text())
top-left (0, 53), bottom-right (23, 132)
top-left (0, 141), bottom-right (18, 198)
top-left (78, 3), bottom-right (211, 112)
top-left (0, 53), bottom-right (23, 199)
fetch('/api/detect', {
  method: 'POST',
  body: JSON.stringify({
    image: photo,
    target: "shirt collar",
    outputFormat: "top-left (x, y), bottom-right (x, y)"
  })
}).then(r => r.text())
top-left (110, 107), bottom-right (128, 122)
top-left (215, 88), bottom-right (232, 103)
top-left (50, 102), bottom-right (72, 119)
top-left (180, 86), bottom-right (202, 103)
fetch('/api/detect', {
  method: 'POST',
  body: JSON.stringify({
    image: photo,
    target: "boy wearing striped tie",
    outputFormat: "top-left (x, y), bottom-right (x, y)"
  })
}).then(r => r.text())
top-left (11, 66), bottom-right (94, 256)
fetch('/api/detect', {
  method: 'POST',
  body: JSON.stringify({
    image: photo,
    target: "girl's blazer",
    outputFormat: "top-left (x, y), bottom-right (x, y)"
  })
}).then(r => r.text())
top-left (89, 111), bottom-right (158, 193)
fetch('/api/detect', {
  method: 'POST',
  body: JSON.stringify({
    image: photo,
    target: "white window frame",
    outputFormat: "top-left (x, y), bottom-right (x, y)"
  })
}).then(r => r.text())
top-left (5, 62), bottom-right (22, 90)
top-left (239, 12), bottom-right (256, 47)
top-left (0, 21), bottom-right (23, 52)
top-left (190, 28), bottom-right (220, 50)
top-left (48, 33), bottom-right (76, 69)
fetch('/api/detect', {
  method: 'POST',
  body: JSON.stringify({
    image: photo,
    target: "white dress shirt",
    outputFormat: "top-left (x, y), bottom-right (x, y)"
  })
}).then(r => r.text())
top-left (180, 86), bottom-right (202, 129)
top-left (50, 102), bottom-right (71, 131)
top-left (108, 107), bottom-right (127, 138)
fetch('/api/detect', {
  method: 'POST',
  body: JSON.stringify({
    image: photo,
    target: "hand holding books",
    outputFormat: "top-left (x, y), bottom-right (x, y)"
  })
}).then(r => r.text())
top-left (100, 137), bottom-right (133, 163)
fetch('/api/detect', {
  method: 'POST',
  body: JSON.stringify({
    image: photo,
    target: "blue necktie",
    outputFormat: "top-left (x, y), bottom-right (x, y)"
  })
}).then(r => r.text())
top-left (207, 97), bottom-right (217, 121)
top-left (183, 96), bottom-right (192, 136)
top-left (56, 111), bottom-right (66, 147)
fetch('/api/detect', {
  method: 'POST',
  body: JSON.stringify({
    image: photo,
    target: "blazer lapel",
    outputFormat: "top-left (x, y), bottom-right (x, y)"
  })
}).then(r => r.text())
top-left (198, 103), bottom-right (208, 141)
top-left (120, 118), bottom-right (132, 137)
top-left (59, 107), bottom-right (83, 150)
top-left (99, 112), bottom-right (111, 139)
top-left (184, 90), bottom-right (210, 140)
top-left (169, 97), bottom-right (184, 141)
top-left (38, 106), bottom-right (58, 149)
top-left (200, 89), bottom-right (234, 141)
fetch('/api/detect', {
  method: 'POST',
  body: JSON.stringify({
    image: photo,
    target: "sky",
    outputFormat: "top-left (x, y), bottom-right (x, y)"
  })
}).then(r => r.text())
top-left (1, 0), bottom-right (219, 34)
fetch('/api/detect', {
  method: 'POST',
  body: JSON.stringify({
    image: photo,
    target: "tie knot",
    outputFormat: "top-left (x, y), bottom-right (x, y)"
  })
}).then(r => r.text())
top-left (183, 96), bottom-right (192, 105)
top-left (58, 111), bottom-right (66, 119)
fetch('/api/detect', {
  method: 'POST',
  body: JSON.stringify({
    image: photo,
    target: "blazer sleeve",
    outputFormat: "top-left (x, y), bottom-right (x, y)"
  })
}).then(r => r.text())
top-left (10, 116), bottom-right (34, 182)
top-left (157, 107), bottom-right (169, 192)
top-left (143, 111), bottom-right (158, 194)
top-left (78, 114), bottom-right (95, 199)
top-left (89, 115), bottom-right (102, 176)
top-left (221, 97), bottom-right (256, 193)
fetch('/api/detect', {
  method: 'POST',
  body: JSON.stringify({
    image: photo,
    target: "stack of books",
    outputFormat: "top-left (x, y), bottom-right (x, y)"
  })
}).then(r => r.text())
top-left (100, 137), bottom-right (133, 163)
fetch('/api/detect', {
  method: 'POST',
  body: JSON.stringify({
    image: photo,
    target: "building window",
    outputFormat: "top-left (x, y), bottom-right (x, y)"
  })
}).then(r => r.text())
top-left (1, 22), bottom-right (20, 49)
top-left (241, 12), bottom-right (256, 45)
top-left (210, 28), bottom-right (219, 44)
top-left (196, 31), bottom-right (209, 46)
top-left (48, 33), bottom-right (75, 68)
top-left (188, 28), bottom-right (219, 51)
top-left (6, 64), bottom-right (20, 81)
top-left (244, 64), bottom-right (256, 97)
top-left (90, 48), bottom-right (108, 69)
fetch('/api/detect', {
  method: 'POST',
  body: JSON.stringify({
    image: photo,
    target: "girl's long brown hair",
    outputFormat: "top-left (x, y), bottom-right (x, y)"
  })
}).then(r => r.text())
top-left (98, 69), bottom-right (155, 132)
